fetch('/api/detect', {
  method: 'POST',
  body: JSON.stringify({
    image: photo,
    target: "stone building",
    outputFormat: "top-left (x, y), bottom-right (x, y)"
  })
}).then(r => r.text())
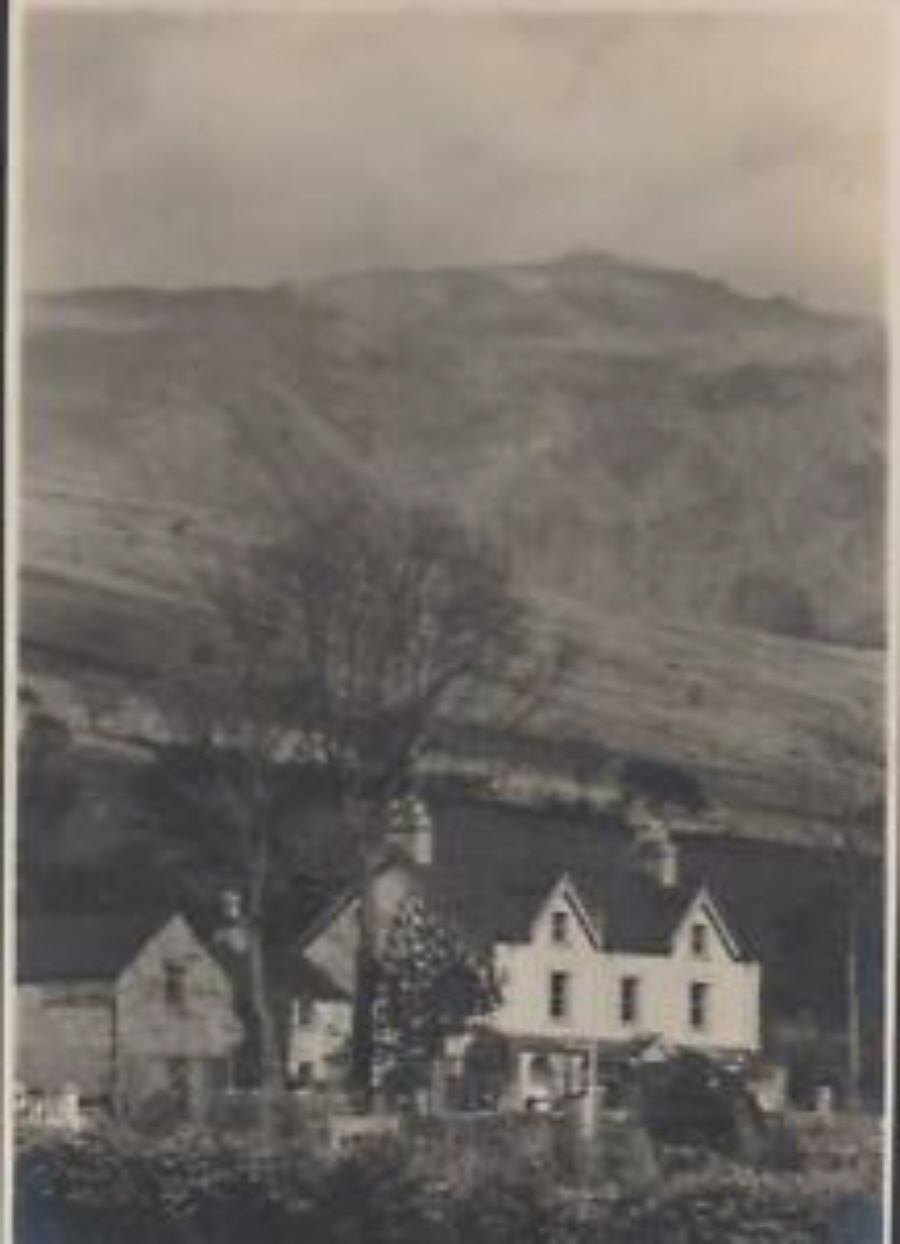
top-left (17, 911), bottom-right (241, 1120)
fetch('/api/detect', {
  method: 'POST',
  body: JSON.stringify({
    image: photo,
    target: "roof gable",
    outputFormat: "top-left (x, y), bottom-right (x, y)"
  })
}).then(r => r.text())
top-left (296, 849), bottom-right (422, 953)
top-left (673, 887), bottom-right (745, 960)
top-left (530, 875), bottom-right (602, 949)
top-left (287, 797), bottom-right (755, 964)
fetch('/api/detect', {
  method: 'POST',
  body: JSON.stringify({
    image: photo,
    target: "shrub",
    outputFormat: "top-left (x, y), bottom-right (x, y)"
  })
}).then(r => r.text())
top-left (407, 1112), bottom-right (558, 1190)
top-left (606, 1167), bottom-right (883, 1244)
top-left (637, 1049), bottom-right (766, 1160)
top-left (449, 1169), bottom-right (560, 1244)
top-left (316, 1136), bottom-right (454, 1244)
top-left (15, 1126), bottom-right (326, 1244)
top-left (793, 1113), bottom-right (883, 1194)
top-left (15, 1120), bottom-right (884, 1244)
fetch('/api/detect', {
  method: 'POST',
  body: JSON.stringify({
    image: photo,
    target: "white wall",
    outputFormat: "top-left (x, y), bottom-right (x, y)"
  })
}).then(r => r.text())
top-left (304, 863), bottom-right (419, 994)
top-left (493, 881), bottom-right (603, 1041)
top-left (492, 887), bottom-right (760, 1052)
top-left (17, 982), bottom-right (114, 1097)
top-left (287, 1000), bottom-right (352, 1084)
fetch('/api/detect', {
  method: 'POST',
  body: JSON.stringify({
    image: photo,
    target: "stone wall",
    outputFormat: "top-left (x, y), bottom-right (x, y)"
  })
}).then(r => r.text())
top-left (17, 982), bottom-right (114, 1099)
top-left (115, 915), bottom-right (242, 1114)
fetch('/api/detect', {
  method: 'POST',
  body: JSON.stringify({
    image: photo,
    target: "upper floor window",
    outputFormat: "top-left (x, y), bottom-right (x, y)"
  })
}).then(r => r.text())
top-left (164, 961), bottom-right (188, 1009)
top-left (689, 981), bottom-right (710, 1031)
top-left (548, 970), bottom-right (571, 1022)
top-left (691, 922), bottom-right (709, 958)
top-left (620, 976), bottom-right (640, 1026)
top-left (551, 910), bottom-right (570, 945)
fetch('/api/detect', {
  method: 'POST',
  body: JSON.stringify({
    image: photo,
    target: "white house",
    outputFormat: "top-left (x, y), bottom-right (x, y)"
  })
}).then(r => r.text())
top-left (292, 802), bottom-right (762, 1101)
top-left (489, 868), bottom-right (760, 1105)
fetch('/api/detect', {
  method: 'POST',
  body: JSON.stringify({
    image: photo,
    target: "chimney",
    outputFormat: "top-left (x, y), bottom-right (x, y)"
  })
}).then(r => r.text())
top-left (212, 888), bottom-right (249, 956)
top-left (386, 794), bottom-right (434, 867)
top-left (630, 801), bottom-right (679, 889)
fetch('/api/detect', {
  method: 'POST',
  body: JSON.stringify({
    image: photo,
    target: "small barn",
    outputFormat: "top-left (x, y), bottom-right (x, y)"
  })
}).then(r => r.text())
top-left (17, 911), bottom-right (242, 1120)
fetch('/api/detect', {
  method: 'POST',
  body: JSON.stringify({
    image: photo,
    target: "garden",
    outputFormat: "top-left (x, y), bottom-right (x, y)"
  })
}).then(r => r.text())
top-left (15, 1102), bottom-right (883, 1244)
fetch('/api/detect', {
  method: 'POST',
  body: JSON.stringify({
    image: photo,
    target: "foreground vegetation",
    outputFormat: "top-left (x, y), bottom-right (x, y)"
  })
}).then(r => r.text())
top-left (16, 1111), bottom-right (883, 1244)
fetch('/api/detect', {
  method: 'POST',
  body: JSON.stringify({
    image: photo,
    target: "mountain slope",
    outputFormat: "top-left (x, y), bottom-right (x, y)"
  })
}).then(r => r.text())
top-left (19, 254), bottom-right (886, 842)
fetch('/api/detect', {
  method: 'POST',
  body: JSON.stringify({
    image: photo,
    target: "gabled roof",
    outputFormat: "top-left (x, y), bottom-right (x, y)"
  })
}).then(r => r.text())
top-left (420, 796), bottom-right (752, 959)
top-left (674, 886), bottom-right (743, 960)
top-left (294, 843), bottom-right (431, 952)
top-left (291, 955), bottom-right (351, 1002)
top-left (18, 911), bottom-right (175, 983)
top-left (414, 853), bottom-right (735, 958)
top-left (290, 795), bottom-right (751, 962)
top-left (573, 867), bottom-right (702, 955)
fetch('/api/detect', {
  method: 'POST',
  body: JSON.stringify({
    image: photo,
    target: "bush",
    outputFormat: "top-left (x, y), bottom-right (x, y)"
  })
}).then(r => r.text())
top-left (793, 1113), bottom-right (883, 1194)
top-left (450, 1171), bottom-right (558, 1244)
top-left (316, 1136), bottom-right (453, 1244)
top-left (606, 1168), bottom-right (883, 1244)
top-left (407, 1113), bottom-right (558, 1189)
top-left (637, 1050), bottom-right (766, 1161)
top-left (15, 1126), bottom-right (327, 1244)
top-left (15, 1121), bottom-right (883, 1244)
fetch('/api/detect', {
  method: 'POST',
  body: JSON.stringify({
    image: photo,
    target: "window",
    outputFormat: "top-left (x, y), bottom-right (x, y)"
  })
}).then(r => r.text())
top-left (620, 976), bottom-right (640, 1026)
top-left (689, 981), bottom-right (710, 1031)
top-left (164, 961), bottom-right (187, 1009)
top-left (691, 922), bottom-right (709, 958)
top-left (551, 910), bottom-right (570, 944)
top-left (548, 971), bottom-right (570, 1021)
top-left (291, 1062), bottom-right (314, 1089)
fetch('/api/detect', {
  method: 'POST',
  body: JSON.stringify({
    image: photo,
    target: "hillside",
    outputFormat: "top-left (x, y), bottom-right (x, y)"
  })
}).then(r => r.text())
top-left (19, 253), bottom-right (886, 845)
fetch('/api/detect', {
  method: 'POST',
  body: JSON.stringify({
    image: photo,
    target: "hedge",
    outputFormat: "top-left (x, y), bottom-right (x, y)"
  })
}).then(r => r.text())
top-left (15, 1124), bottom-right (883, 1244)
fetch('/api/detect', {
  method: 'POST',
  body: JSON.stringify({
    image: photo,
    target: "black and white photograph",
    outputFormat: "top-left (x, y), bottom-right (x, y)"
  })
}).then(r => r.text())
top-left (7, 3), bottom-right (891, 1242)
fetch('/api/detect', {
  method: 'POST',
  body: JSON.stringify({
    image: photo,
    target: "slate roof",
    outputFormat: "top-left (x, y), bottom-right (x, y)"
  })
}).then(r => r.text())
top-left (408, 796), bottom-right (746, 958)
top-left (419, 855), bottom-right (710, 956)
top-left (292, 955), bottom-right (351, 1002)
top-left (571, 868), bottom-right (701, 954)
top-left (18, 911), bottom-right (174, 983)
top-left (289, 792), bottom-right (753, 961)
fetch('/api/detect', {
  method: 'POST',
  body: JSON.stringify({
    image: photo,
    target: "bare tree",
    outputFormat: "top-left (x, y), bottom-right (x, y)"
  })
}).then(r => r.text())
top-left (141, 493), bottom-right (554, 1106)
top-left (135, 568), bottom-right (313, 1091)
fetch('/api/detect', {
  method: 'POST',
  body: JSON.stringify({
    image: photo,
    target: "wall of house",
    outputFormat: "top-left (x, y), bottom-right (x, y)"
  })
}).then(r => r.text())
top-left (286, 999), bottom-right (352, 1085)
top-left (597, 948), bottom-right (760, 1052)
top-left (492, 889), bottom-right (760, 1053)
top-left (115, 916), bottom-right (242, 1114)
top-left (16, 982), bottom-right (114, 1099)
top-left (645, 894), bottom-right (760, 1051)
top-left (492, 883), bottom-right (603, 1042)
top-left (304, 863), bottom-right (420, 993)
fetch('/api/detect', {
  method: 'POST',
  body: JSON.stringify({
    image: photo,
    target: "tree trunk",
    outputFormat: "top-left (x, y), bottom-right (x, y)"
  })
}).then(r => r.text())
top-left (350, 843), bottom-right (380, 1112)
top-left (246, 927), bottom-right (284, 1091)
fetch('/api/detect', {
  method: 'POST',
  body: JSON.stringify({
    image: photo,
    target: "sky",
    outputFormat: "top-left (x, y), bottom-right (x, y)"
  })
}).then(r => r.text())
top-left (21, 6), bottom-right (886, 314)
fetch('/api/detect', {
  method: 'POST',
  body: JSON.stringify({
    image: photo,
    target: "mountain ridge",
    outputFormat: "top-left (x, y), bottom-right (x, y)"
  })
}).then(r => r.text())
top-left (20, 253), bottom-right (886, 844)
